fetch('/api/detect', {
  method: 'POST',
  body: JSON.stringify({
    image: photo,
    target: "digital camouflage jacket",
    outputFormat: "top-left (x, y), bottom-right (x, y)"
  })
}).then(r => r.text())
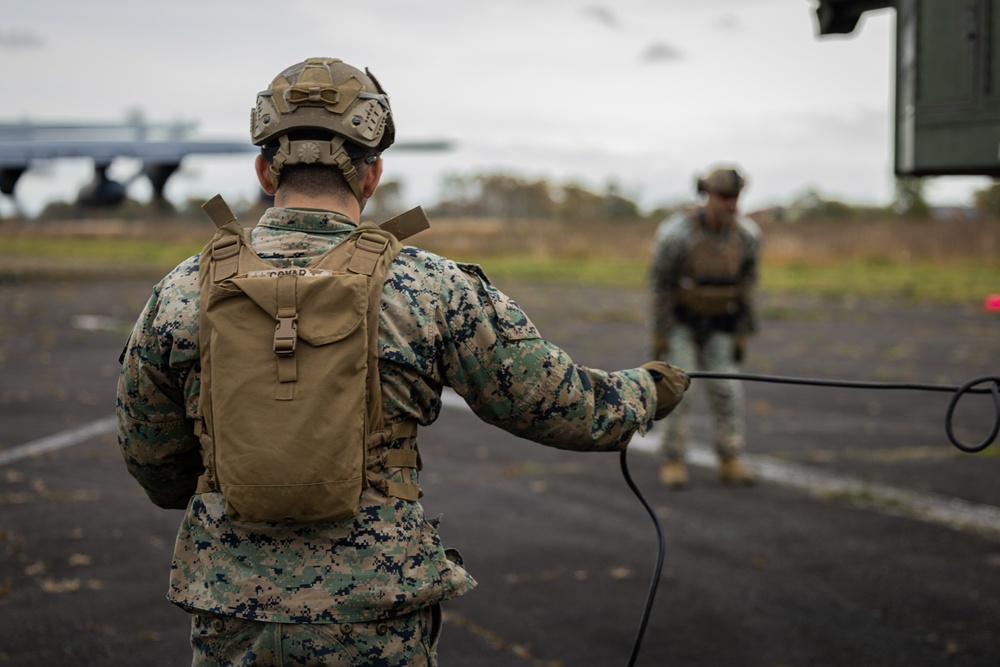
top-left (117, 207), bottom-right (657, 624)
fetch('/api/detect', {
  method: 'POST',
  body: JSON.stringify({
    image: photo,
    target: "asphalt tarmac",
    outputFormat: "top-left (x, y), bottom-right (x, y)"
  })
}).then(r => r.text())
top-left (1, 274), bottom-right (999, 666)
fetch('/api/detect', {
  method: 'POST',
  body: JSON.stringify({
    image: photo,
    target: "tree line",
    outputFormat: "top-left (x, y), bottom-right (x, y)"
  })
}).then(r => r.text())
top-left (374, 172), bottom-right (1000, 223)
top-left (24, 169), bottom-right (1000, 223)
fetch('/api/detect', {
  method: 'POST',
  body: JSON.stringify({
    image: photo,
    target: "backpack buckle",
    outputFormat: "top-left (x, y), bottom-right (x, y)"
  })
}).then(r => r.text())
top-left (274, 315), bottom-right (298, 355)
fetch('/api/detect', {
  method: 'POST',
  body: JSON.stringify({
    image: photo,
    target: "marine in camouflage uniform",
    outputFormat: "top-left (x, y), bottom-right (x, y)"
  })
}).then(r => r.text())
top-left (116, 57), bottom-right (690, 666)
top-left (649, 167), bottom-right (761, 489)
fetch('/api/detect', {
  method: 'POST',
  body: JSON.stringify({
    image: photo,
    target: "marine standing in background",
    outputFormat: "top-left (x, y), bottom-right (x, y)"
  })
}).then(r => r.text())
top-left (116, 56), bottom-right (690, 666)
top-left (649, 167), bottom-right (761, 489)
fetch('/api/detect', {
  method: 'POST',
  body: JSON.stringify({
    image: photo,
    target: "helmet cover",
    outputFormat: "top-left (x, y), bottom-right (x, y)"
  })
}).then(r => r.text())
top-left (251, 57), bottom-right (395, 199)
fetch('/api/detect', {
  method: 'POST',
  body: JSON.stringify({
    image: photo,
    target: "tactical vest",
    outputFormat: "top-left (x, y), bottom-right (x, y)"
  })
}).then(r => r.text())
top-left (194, 196), bottom-right (428, 524)
top-left (675, 214), bottom-right (746, 318)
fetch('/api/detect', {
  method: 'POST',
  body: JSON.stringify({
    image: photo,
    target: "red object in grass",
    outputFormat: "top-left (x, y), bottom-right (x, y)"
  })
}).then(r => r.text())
top-left (984, 294), bottom-right (1000, 311)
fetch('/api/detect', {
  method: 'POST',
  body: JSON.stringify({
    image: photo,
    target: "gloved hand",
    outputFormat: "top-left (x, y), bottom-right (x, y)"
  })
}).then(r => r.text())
top-left (733, 336), bottom-right (746, 363)
top-left (640, 361), bottom-right (690, 420)
top-left (652, 333), bottom-right (669, 360)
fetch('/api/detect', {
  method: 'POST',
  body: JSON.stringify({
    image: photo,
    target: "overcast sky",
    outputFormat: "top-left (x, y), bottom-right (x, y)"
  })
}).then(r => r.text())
top-left (1, 0), bottom-right (991, 216)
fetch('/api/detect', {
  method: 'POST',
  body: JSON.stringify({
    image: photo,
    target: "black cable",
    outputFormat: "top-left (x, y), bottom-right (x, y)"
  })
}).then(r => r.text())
top-left (684, 370), bottom-right (997, 394)
top-left (620, 446), bottom-right (665, 667)
top-left (945, 376), bottom-right (1000, 452)
top-left (685, 371), bottom-right (1000, 453)
top-left (620, 371), bottom-right (1000, 666)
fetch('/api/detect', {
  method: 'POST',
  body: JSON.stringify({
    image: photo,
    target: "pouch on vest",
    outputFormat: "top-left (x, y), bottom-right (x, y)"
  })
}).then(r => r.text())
top-left (195, 196), bottom-right (427, 524)
top-left (676, 217), bottom-right (745, 317)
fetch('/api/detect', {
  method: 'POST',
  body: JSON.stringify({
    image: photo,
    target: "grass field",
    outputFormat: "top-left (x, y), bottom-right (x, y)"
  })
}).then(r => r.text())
top-left (1, 215), bottom-right (998, 303)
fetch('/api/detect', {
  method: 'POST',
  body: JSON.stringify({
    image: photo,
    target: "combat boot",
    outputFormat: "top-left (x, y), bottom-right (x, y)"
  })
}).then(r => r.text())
top-left (718, 457), bottom-right (756, 486)
top-left (659, 460), bottom-right (689, 489)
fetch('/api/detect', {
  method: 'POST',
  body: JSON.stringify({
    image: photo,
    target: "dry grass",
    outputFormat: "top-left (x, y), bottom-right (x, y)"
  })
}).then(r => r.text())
top-left (414, 216), bottom-right (1000, 266)
top-left (403, 216), bottom-right (1000, 301)
top-left (1, 215), bottom-right (997, 300)
top-left (412, 217), bottom-right (658, 262)
top-left (761, 219), bottom-right (1000, 266)
top-left (5, 215), bottom-right (997, 265)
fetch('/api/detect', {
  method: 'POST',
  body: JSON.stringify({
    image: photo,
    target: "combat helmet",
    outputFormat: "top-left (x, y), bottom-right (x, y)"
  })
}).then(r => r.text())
top-left (251, 57), bottom-right (395, 202)
top-left (696, 167), bottom-right (746, 197)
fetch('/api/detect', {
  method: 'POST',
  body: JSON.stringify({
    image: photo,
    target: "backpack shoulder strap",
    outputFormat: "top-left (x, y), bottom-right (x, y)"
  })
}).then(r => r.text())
top-left (377, 206), bottom-right (430, 242)
top-left (202, 194), bottom-right (238, 230)
top-left (341, 207), bottom-right (428, 275)
top-left (200, 195), bottom-right (252, 282)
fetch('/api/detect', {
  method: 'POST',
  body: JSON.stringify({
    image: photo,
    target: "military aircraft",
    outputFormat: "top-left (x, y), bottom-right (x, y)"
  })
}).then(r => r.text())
top-left (0, 120), bottom-right (452, 209)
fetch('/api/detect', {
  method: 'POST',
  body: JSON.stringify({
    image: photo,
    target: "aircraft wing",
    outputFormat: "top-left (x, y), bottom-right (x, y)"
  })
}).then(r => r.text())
top-left (0, 139), bottom-right (254, 168)
top-left (0, 119), bottom-right (453, 205)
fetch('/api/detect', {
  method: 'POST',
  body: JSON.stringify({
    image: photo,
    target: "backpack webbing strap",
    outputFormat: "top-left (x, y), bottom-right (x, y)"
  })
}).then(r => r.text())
top-left (202, 195), bottom-right (247, 282)
top-left (202, 195), bottom-right (238, 230)
top-left (211, 235), bottom-right (242, 282)
top-left (195, 474), bottom-right (213, 494)
top-left (366, 420), bottom-right (421, 502)
top-left (366, 420), bottom-right (418, 448)
top-left (384, 450), bottom-right (419, 468)
top-left (382, 479), bottom-right (421, 502)
top-left (378, 207), bottom-right (430, 242)
top-left (193, 419), bottom-right (216, 494)
top-left (348, 233), bottom-right (390, 276)
top-left (274, 274), bottom-right (298, 400)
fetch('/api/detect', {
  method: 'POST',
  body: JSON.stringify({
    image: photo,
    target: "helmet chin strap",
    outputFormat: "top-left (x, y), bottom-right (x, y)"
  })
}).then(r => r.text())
top-left (269, 134), bottom-right (364, 204)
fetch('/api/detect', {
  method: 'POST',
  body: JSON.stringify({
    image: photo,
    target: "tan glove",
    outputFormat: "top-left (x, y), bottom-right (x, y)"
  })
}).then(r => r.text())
top-left (652, 333), bottom-right (669, 360)
top-left (640, 361), bottom-right (690, 420)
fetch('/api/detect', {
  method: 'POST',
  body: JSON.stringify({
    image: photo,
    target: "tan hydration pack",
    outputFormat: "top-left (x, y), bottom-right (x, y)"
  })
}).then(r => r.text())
top-left (195, 196), bottom-right (428, 523)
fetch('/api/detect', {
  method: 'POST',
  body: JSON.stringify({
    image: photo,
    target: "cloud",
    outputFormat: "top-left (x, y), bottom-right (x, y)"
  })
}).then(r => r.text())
top-left (0, 30), bottom-right (43, 50)
top-left (641, 41), bottom-right (683, 63)
top-left (714, 13), bottom-right (741, 31)
top-left (582, 5), bottom-right (620, 29)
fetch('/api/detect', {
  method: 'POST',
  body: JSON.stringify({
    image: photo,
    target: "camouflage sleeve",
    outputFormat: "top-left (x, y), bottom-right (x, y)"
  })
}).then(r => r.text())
top-left (735, 219), bottom-right (762, 335)
top-left (437, 263), bottom-right (656, 451)
top-left (649, 221), bottom-right (686, 336)
top-left (116, 269), bottom-right (203, 510)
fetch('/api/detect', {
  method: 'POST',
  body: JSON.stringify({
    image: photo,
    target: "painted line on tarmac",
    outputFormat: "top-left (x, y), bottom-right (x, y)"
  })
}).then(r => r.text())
top-left (10, 393), bottom-right (1000, 537)
top-left (631, 430), bottom-right (1000, 537)
top-left (442, 389), bottom-right (1000, 537)
top-left (0, 416), bottom-right (117, 467)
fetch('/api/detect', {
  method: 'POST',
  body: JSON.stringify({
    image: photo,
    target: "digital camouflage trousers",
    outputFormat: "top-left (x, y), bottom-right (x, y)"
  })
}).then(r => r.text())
top-left (190, 604), bottom-right (441, 667)
top-left (659, 325), bottom-right (745, 461)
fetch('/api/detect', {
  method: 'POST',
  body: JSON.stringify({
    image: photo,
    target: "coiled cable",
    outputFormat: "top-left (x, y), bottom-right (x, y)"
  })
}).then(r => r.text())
top-left (685, 372), bottom-right (1000, 453)
top-left (621, 372), bottom-right (1000, 666)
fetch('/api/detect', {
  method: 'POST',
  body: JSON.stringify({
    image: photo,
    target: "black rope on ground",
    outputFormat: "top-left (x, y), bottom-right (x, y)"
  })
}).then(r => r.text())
top-left (620, 372), bottom-right (1000, 666)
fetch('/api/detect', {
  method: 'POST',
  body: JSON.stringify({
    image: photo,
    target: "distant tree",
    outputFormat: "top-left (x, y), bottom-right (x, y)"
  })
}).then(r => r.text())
top-left (231, 194), bottom-right (272, 222)
top-left (110, 197), bottom-right (177, 220)
top-left (973, 180), bottom-right (1000, 219)
top-left (781, 187), bottom-right (894, 223)
top-left (556, 182), bottom-right (604, 220)
top-left (477, 173), bottom-right (554, 219)
top-left (433, 173), bottom-right (478, 217)
top-left (432, 170), bottom-right (641, 220)
top-left (433, 172), bottom-right (555, 219)
top-left (788, 189), bottom-right (854, 222)
top-left (367, 179), bottom-right (405, 219)
top-left (893, 176), bottom-right (930, 219)
top-left (37, 200), bottom-right (80, 220)
top-left (601, 179), bottom-right (640, 219)
top-left (645, 202), bottom-right (689, 223)
top-left (36, 197), bottom-right (156, 221)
